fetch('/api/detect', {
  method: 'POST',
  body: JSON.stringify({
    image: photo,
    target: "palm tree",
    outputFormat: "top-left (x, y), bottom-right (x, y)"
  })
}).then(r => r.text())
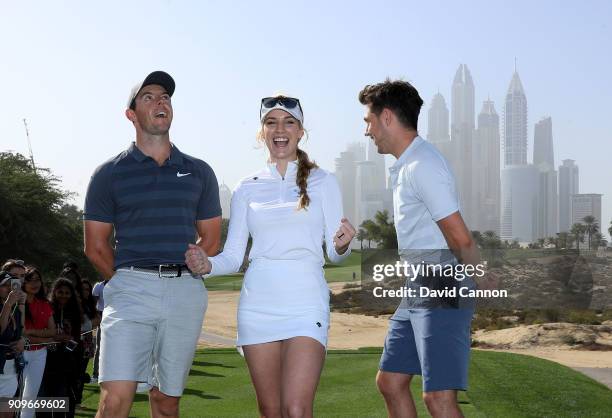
top-left (556, 232), bottom-right (570, 249)
top-left (358, 211), bottom-right (398, 249)
top-left (356, 229), bottom-right (366, 250)
top-left (591, 232), bottom-right (606, 250)
top-left (471, 231), bottom-right (484, 247)
top-left (582, 215), bottom-right (599, 250)
top-left (608, 220), bottom-right (612, 240)
top-left (570, 223), bottom-right (586, 250)
top-left (483, 230), bottom-right (502, 249)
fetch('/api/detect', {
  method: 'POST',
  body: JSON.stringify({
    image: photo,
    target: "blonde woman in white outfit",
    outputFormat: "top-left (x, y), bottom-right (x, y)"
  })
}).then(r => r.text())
top-left (186, 96), bottom-right (355, 418)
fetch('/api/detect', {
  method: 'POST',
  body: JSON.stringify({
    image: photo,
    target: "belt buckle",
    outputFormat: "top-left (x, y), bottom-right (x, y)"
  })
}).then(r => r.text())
top-left (158, 264), bottom-right (180, 278)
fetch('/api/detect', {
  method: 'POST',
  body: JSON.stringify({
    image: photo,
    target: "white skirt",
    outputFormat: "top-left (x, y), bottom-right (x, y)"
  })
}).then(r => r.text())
top-left (237, 259), bottom-right (330, 348)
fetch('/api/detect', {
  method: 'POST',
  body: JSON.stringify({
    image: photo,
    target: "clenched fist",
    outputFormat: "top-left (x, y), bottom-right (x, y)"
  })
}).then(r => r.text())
top-left (185, 244), bottom-right (212, 275)
top-left (333, 218), bottom-right (356, 255)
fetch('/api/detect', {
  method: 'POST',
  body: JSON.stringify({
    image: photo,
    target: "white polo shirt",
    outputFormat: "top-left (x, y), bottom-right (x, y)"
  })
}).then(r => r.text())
top-left (208, 161), bottom-right (350, 276)
top-left (389, 136), bottom-right (459, 263)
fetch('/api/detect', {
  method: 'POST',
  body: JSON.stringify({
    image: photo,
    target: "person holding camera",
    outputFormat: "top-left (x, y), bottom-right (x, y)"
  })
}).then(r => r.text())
top-left (0, 271), bottom-right (26, 416)
top-left (1, 260), bottom-right (26, 282)
top-left (21, 267), bottom-right (56, 418)
top-left (38, 278), bottom-right (82, 418)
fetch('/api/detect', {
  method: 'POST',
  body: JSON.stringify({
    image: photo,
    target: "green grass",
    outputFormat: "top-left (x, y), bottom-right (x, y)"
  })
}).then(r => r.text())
top-left (205, 250), bottom-right (362, 291)
top-left (203, 273), bottom-right (244, 291)
top-left (77, 349), bottom-right (611, 417)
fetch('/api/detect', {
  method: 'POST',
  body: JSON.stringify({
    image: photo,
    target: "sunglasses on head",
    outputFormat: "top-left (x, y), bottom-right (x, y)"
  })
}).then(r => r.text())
top-left (260, 96), bottom-right (302, 116)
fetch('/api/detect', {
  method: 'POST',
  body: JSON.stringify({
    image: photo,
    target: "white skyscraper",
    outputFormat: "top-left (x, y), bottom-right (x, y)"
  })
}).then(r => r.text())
top-left (536, 168), bottom-right (558, 239)
top-left (428, 92), bottom-right (450, 143)
top-left (427, 92), bottom-right (454, 166)
top-left (355, 161), bottom-right (383, 226)
top-left (335, 141), bottom-right (390, 233)
top-left (533, 117), bottom-right (557, 239)
top-left (347, 142), bottom-right (365, 162)
top-left (334, 150), bottom-right (357, 226)
top-left (451, 64), bottom-right (476, 228)
top-left (219, 182), bottom-right (232, 219)
top-left (503, 71), bottom-right (528, 166)
top-left (533, 117), bottom-right (554, 167)
top-left (558, 159), bottom-right (579, 232)
top-left (501, 69), bottom-right (538, 242)
top-left (501, 165), bottom-right (539, 243)
top-left (571, 194), bottom-right (601, 228)
top-left (367, 139), bottom-right (386, 194)
top-left (475, 99), bottom-right (501, 234)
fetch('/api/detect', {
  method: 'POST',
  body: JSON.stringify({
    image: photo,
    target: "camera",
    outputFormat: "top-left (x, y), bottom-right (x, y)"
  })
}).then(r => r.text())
top-left (10, 279), bottom-right (21, 291)
top-left (65, 340), bottom-right (78, 352)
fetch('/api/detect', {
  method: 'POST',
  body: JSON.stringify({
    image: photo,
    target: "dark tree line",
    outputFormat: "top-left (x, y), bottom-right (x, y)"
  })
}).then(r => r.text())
top-left (0, 152), bottom-right (96, 279)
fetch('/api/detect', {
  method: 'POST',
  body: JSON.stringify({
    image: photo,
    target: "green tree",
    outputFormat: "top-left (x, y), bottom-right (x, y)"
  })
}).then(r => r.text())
top-left (356, 228), bottom-right (366, 250)
top-left (360, 210), bottom-right (397, 249)
top-left (582, 215), bottom-right (599, 250)
top-left (608, 219), bottom-right (612, 238)
top-left (570, 223), bottom-right (586, 250)
top-left (471, 231), bottom-right (484, 247)
top-left (0, 152), bottom-right (95, 278)
top-left (482, 230), bottom-right (502, 249)
top-left (556, 232), bottom-right (570, 249)
top-left (591, 232), bottom-right (607, 250)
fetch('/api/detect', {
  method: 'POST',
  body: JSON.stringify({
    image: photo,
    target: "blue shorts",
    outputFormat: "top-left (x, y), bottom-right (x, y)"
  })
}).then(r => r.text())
top-left (379, 308), bottom-right (473, 392)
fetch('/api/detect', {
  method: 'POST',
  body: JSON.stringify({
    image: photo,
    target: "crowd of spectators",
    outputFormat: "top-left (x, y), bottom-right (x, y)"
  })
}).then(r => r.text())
top-left (0, 259), bottom-right (105, 418)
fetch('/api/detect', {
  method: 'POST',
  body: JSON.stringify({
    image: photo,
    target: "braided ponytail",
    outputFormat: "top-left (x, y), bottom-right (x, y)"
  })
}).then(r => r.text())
top-left (296, 148), bottom-right (318, 210)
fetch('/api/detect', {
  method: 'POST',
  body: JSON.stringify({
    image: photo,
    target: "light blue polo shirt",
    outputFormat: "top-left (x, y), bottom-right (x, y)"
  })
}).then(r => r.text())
top-left (389, 136), bottom-right (460, 262)
top-left (389, 136), bottom-right (466, 313)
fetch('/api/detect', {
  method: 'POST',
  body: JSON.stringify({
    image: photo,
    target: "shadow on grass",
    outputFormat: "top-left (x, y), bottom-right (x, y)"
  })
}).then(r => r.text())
top-left (183, 388), bottom-right (222, 400)
top-left (192, 360), bottom-right (236, 368)
top-left (188, 369), bottom-right (225, 377)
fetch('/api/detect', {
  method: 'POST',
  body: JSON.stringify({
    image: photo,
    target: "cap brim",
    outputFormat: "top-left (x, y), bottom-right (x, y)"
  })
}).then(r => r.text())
top-left (128, 71), bottom-right (175, 108)
top-left (141, 71), bottom-right (175, 96)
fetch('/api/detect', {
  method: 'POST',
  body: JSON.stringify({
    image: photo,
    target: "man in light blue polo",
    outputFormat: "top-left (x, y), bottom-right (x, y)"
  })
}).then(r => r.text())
top-left (359, 79), bottom-right (483, 418)
top-left (83, 71), bottom-right (221, 418)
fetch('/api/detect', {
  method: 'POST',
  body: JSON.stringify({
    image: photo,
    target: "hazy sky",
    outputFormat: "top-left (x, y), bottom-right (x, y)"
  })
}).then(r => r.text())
top-left (2, 1), bottom-right (611, 239)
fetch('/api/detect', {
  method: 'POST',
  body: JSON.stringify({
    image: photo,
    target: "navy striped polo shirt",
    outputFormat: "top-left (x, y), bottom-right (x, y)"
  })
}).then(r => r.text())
top-left (83, 142), bottom-right (221, 269)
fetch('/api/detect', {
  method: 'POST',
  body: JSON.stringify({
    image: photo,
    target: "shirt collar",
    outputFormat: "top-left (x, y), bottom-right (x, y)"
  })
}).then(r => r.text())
top-left (266, 160), bottom-right (298, 179)
top-left (388, 136), bottom-right (424, 175)
top-left (127, 142), bottom-right (185, 167)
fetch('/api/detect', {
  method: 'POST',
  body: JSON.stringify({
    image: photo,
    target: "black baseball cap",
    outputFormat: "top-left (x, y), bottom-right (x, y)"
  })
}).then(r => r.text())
top-left (127, 71), bottom-right (175, 109)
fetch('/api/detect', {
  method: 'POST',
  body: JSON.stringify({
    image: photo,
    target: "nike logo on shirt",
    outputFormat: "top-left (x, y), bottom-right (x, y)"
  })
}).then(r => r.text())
top-left (177, 172), bottom-right (191, 177)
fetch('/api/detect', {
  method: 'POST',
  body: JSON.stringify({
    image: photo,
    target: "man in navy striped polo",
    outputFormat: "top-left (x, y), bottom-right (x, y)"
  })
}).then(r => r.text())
top-left (83, 71), bottom-right (221, 418)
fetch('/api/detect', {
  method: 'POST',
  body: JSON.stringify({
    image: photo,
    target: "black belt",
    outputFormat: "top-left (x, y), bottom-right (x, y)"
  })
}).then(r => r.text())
top-left (131, 264), bottom-right (189, 278)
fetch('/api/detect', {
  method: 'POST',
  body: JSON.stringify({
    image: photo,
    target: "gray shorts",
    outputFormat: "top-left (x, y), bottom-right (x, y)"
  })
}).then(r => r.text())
top-left (99, 268), bottom-right (207, 396)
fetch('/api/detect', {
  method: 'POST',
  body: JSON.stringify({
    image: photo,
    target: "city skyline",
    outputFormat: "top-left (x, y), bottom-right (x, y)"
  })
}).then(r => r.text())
top-left (2, 1), bottom-right (610, 240)
top-left (337, 65), bottom-right (604, 244)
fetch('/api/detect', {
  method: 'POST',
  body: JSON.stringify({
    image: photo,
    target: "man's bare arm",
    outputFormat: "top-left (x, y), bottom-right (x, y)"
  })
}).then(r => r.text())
top-left (437, 212), bottom-right (497, 289)
top-left (436, 211), bottom-right (480, 266)
top-left (84, 220), bottom-right (115, 279)
top-left (196, 216), bottom-right (222, 256)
